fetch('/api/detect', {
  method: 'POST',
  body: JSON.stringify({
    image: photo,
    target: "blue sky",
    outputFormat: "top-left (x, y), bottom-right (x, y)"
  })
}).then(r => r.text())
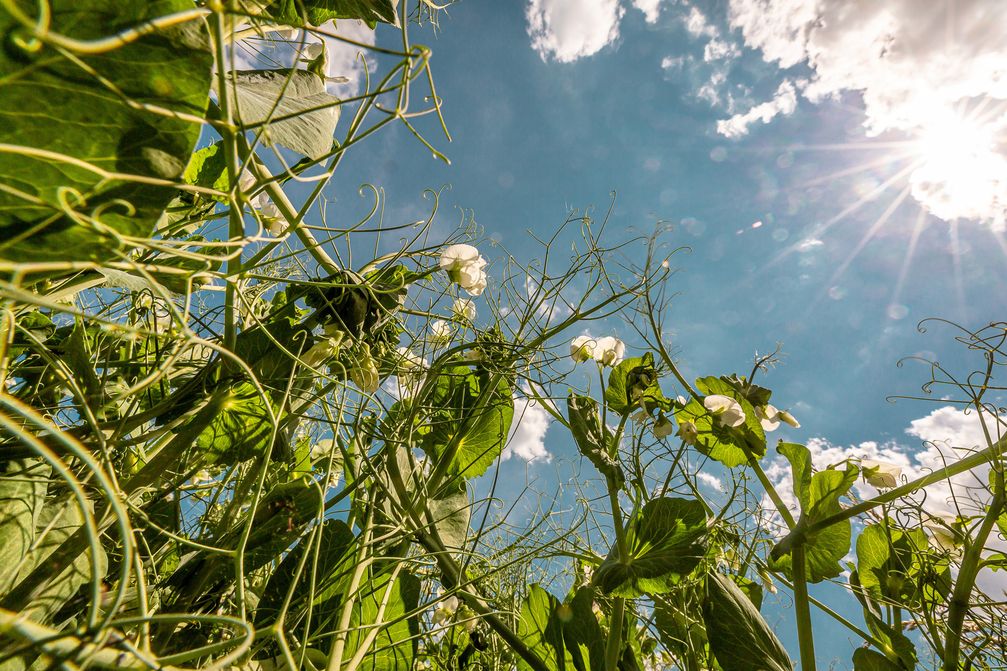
top-left (255, 1), bottom-right (1007, 666)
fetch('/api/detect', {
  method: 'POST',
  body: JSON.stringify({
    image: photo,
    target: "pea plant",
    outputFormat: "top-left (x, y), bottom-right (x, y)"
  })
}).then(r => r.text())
top-left (0, 2), bottom-right (1004, 671)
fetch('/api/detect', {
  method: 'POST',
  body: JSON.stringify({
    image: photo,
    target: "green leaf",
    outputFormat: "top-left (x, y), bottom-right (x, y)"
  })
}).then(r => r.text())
top-left (770, 442), bottom-right (858, 583)
top-left (703, 572), bottom-right (793, 671)
top-left (595, 497), bottom-right (707, 598)
top-left (18, 496), bottom-right (107, 624)
top-left (267, 0), bottom-right (397, 27)
top-left (567, 394), bottom-right (624, 488)
top-left (852, 648), bottom-right (902, 671)
top-left (182, 142), bottom-right (230, 200)
top-left (517, 585), bottom-right (569, 671)
top-left (0, 0), bottom-right (211, 262)
top-left (427, 481), bottom-right (470, 551)
top-left (196, 381), bottom-right (277, 464)
top-left (227, 69), bottom-right (339, 159)
top-left (562, 587), bottom-right (606, 671)
top-left (856, 523), bottom-right (950, 611)
top-left (419, 365), bottom-right (513, 480)
top-left (0, 459), bottom-right (50, 595)
top-left (255, 519), bottom-right (355, 629)
top-left (673, 376), bottom-right (766, 467)
top-left (342, 570), bottom-right (420, 670)
top-left (604, 353), bottom-right (668, 417)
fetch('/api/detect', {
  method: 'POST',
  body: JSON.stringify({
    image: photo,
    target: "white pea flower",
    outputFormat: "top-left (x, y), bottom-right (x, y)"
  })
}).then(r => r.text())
top-left (923, 517), bottom-right (960, 553)
top-left (237, 166), bottom-right (257, 192)
top-left (675, 395), bottom-right (687, 407)
top-left (861, 459), bottom-right (902, 489)
top-left (439, 244), bottom-right (488, 296)
top-left (677, 420), bottom-right (699, 445)
top-left (253, 193), bottom-right (285, 236)
top-left (703, 394), bottom-right (746, 428)
top-left (452, 298), bottom-right (477, 322)
top-left (631, 410), bottom-right (648, 424)
top-left (592, 336), bottom-right (625, 367)
top-left (429, 319), bottom-right (453, 345)
top-left (432, 595), bottom-right (460, 626)
top-left (570, 335), bottom-right (596, 363)
top-left (777, 409), bottom-right (800, 428)
top-left (653, 415), bottom-right (675, 439)
top-left (350, 344), bottom-right (380, 393)
top-left (755, 404), bottom-right (781, 431)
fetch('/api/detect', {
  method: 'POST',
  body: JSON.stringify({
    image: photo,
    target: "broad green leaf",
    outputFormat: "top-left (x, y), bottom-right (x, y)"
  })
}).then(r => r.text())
top-left (856, 523), bottom-right (950, 611)
top-left (267, 0), bottom-right (397, 27)
top-left (0, 0), bottom-right (211, 262)
top-left (517, 585), bottom-right (569, 671)
top-left (182, 141), bottom-right (230, 199)
top-left (852, 649), bottom-right (901, 671)
top-left (850, 570), bottom-right (918, 670)
top-left (18, 496), bottom-right (106, 624)
top-left (427, 482), bottom-right (470, 551)
top-left (703, 572), bottom-right (793, 671)
top-left (227, 69), bottom-right (339, 159)
top-left (604, 353), bottom-right (668, 417)
top-left (0, 459), bottom-right (50, 594)
top-left (595, 497), bottom-right (707, 597)
top-left (567, 393), bottom-right (624, 488)
top-left (255, 519), bottom-right (355, 628)
top-left (342, 570), bottom-right (420, 671)
top-left (562, 587), bottom-right (606, 671)
top-left (673, 376), bottom-right (766, 467)
top-left (419, 364), bottom-right (513, 480)
top-left (771, 442), bottom-right (857, 583)
top-left (196, 381), bottom-right (277, 464)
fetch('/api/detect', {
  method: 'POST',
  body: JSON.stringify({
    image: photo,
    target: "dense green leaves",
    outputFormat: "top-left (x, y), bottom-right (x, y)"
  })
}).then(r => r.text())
top-left (568, 393), bottom-right (624, 487)
top-left (0, 0), bottom-right (211, 262)
top-left (856, 522), bottom-right (951, 610)
top-left (703, 572), bottom-right (793, 671)
top-left (340, 570), bottom-right (420, 670)
top-left (595, 497), bottom-right (707, 597)
top-left (604, 353), bottom-right (668, 417)
top-left (673, 376), bottom-right (766, 467)
top-left (517, 585), bottom-right (607, 671)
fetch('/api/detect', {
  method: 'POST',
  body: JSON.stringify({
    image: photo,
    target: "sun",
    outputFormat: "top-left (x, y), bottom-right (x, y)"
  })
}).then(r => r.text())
top-left (909, 109), bottom-right (1004, 222)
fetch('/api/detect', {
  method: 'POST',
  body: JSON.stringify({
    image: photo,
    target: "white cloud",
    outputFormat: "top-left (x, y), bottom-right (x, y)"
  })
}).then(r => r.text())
top-left (684, 5), bottom-right (717, 39)
top-left (716, 79), bottom-right (798, 138)
top-left (632, 0), bottom-right (663, 24)
top-left (704, 38), bottom-right (740, 63)
top-left (696, 471), bottom-right (724, 491)
top-left (660, 55), bottom-right (687, 71)
top-left (503, 396), bottom-right (553, 463)
top-left (526, 0), bottom-right (624, 63)
top-left (727, 0), bottom-right (1007, 222)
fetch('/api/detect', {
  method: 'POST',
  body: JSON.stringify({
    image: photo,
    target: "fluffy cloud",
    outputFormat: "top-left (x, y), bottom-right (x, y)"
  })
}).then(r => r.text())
top-left (526, 0), bottom-right (624, 63)
top-left (632, 0), bottom-right (663, 24)
top-left (502, 396), bottom-right (553, 463)
top-left (716, 80), bottom-right (798, 138)
top-left (726, 0), bottom-right (1007, 223)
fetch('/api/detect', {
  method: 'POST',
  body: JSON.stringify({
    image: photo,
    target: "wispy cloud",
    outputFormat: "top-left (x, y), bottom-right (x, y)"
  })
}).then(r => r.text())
top-left (716, 79), bottom-right (798, 138)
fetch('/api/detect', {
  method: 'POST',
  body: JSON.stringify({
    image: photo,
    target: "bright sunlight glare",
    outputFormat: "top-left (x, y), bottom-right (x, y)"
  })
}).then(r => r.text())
top-left (909, 108), bottom-right (1007, 225)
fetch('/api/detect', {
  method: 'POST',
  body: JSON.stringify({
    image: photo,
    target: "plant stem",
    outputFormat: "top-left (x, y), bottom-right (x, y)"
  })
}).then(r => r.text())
top-left (791, 544), bottom-right (817, 671)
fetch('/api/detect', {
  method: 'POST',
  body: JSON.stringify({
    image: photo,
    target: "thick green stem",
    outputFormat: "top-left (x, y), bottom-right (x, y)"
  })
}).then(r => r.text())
top-left (791, 545), bottom-right (817, 671)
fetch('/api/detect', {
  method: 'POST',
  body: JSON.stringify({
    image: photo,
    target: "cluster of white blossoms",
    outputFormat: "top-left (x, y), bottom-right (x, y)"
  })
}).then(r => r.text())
top-left (252, 193), bottom-right (286, 236)
top-left (439, 244), bottom-right (488, 296)
top-left (569, 335), bottom-right (626, 367)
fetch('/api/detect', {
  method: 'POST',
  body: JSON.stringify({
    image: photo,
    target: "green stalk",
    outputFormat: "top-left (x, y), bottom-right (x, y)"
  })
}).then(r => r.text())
top-left (604, 417), bottom-right (631, 671)
top-left (791, 544), bottom-right (817, 671)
